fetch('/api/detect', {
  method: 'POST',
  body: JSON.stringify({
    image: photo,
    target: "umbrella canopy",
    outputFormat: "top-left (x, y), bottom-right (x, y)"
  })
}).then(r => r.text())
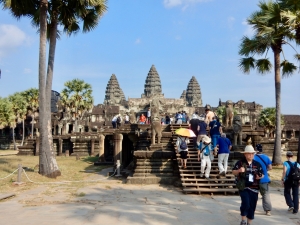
top-left (175, 128), bottom-right (196, 137)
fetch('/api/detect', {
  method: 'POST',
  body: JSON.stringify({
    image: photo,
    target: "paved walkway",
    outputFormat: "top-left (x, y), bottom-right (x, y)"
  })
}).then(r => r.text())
top-left (0, 168), bottom-right (300, 225)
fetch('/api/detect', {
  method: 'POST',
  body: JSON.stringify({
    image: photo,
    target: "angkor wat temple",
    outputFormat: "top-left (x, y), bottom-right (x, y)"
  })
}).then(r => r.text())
top-left (1, 64), bottom-right (299, 194)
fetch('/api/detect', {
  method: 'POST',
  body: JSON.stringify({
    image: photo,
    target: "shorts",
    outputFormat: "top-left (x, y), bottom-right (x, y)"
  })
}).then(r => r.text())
top-left (180, 151), bottom-right (188, 159)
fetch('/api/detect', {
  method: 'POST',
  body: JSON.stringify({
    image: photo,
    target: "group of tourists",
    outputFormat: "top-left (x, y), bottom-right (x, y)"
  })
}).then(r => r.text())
top-left (175, 109), bottom-right (300, 225)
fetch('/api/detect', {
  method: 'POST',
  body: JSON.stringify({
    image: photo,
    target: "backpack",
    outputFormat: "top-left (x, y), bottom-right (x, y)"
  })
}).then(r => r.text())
top-left (116, 116), bottom-right (121, 123)
top-left (179, 137), bottom-right (187, 150)
top-left (287, 161), bottom-right (300, 182)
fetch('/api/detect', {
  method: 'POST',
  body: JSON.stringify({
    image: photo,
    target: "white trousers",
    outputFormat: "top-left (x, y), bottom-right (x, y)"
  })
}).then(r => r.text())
top-left (201, 155), bottom-right (211, 178)
top-left (218, 153), bottom-right (229, 173)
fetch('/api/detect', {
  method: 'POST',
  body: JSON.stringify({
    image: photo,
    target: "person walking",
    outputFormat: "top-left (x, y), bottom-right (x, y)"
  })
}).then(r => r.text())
top-left (111, 114), bottom-right (119, 129)
top-left (281, 151), bottom-right (300, 214)
top-left (139, 114), bottom-right (146, 124)
top-left (189, 113), bottom-right (200, 149)
top-left (176, 135), bottom-right (190, 169)
top-left (197, 135), bottom-right (214, 180)
top-left (147, 108), bottom-right (151, 124)
top-left (232, 145), bottom-right (264, 225)
top-left (253, 144), bottom-right (272, 216)
top-left (124, 113), bottom-right (130, 124)
top-left (208, 116), bottom-right (222, 149)
top-left (176, 112), bottom-right (183, 124)
top-left (196, 115), bottom-right (207, 150)
top-left (215, 133), bottom-right (232, 176)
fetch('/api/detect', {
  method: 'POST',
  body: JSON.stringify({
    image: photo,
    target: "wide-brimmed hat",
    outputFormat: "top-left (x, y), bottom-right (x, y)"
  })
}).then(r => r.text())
top-left (243, 145), bottom-right (256, 154)
top-left (202, 136), bottom-right (211, 143)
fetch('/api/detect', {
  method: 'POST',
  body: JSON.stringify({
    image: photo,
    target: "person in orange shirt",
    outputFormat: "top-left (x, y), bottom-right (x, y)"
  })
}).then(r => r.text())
top-left (139, 114), bottom-right (146, 124)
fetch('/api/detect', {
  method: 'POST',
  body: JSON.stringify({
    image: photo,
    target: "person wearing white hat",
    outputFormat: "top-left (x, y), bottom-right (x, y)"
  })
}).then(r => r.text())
top-left (197, 135), bottom-right (214, 180)
top-left (232, 145), bottom-right (264, 225)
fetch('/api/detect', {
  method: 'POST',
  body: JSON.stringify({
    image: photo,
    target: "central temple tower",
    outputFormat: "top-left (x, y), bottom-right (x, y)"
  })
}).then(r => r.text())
top-left (141, 65), bottom-right (163, 98)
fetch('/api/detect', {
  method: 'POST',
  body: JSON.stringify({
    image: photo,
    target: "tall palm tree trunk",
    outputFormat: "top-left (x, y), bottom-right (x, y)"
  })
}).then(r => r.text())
top-left (272, 47), bottom-right (282, 165)
top-left (21, 118), bottom-right (25, 146)
top-left (12, 127), bottom-right (16, 150)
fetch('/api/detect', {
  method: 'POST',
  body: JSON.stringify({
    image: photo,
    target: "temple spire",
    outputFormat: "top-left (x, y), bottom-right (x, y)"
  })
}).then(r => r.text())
top-left (186, 76), bottom-right (202, 107)
top-left (104, 74), bottom-right (125, 105)
top-left (142, 65), bottom-right (163, 98)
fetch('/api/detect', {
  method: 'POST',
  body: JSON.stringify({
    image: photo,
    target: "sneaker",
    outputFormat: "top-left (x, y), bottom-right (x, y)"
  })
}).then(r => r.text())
top-left (205, 176), bottom-right (210, 180)
top-left (200, 173), bottom-right (204, 177)
top-left (288, 207), bottom-right (294, 212)
top-left (266, 211), bottom-right (271, 216)
top-left (240, 220), bottom-right (246, 225)
top-left (293, 212), bottom-right (298, 215)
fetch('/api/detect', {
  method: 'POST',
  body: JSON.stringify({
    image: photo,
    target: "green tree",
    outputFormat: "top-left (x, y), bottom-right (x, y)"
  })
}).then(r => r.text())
top-left (238, 1), bottom-right (299, 165)
top-left (0, 98), bottom-right (15, 137)
top-left (8, 93), bottom-right (28, 148)
top-left (22, 88), bottom-right (39, 138)
top-left (60, 79), bottom-right (94, 132)
top-left (0, 0), bottom-right (107, 177)
top-left (258, 107), bottom-right (284, 138)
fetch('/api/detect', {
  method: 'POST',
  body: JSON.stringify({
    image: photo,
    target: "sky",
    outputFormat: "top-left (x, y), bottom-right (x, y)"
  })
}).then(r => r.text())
top-left (0, 0), bottom-right (299, 115)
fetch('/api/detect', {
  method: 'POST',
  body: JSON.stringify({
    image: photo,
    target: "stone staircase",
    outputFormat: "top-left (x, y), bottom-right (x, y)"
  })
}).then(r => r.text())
top-left (170, 124), bottom-right (238, 195)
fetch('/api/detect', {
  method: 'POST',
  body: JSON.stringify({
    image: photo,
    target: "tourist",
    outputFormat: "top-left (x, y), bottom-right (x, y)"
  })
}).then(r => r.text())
top-left (197, 135), bottom-right (213, 179)
top-left (176, 112), bottom-right (183, 124)
top-left (189, 113), bottom-right (200, 149)
top-left (182, 111), bottom-right (186, 123)
top-left (186, 114), bottom-right (190, 124)
top-left (139, 114), bottom-right (146, 124)
top-left (176, 135), bottom-right (190, 169)
top-left (254, 144), bottom-right (272, 216)
top-left (124, 113), bottom-right (130, 124)
top-left (165, 114), bottom-right (171, 124)
top-left (205, 106), bottom-right (215, 124)
top-left (147, 108), bottom-right (151, 124)
top-left (196, 115), bottom-right (207, 150)
top-left (282, 151), bottom-right (300, 214)
top-left (232, 145), bottom-right (264, 225)
top-left (111, 114), bottom-right (120, 129)
top-left (215, 133), bottom-right (232, 176)
top-left (208, 116), bottom-right (222, 149)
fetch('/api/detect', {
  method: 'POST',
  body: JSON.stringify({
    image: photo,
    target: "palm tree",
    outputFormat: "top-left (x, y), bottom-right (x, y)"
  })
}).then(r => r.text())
top-left (22, 88), bottom-right (39, 138)
top-left (238, 1), bottom-right (299, 165)
top-left (0, 98), bottom-right (15, 140)
top-left (8, 93), bottom-right (28, 148)
top-left (60, 79), bottom-right (94, 132)
top-left (258, 107), bottom-right (284, 138)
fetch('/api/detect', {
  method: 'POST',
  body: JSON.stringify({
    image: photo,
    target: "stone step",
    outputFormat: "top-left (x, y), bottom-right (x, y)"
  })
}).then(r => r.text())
top-left (181, 178), bottom-right (235, 182)
top-left (136, 162), bottom-right (173, 166)
top-left (182, 183), bottom-right (236, 187)
top-left (132, 173), bottom-right (174, 177)
top-left (134, 168), bottom-right (174, 173)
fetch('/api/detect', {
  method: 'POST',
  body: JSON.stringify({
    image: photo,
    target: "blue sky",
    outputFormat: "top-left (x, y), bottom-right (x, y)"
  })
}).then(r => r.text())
top-left (0, 0), bottom-right (299, 114)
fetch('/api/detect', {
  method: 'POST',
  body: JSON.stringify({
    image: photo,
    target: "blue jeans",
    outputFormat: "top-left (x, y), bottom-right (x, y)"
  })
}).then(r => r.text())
top-left (284, 181), bottom-right (299, 213)
top-left (112, 121), bottom-right (116, 129)
top-left (211, 135), bottom-right (220, 149)
top-left (239, 189), bottom-right (259, 220)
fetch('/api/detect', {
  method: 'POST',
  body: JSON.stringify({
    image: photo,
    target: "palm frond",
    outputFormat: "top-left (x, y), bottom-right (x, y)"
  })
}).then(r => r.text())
top-left (239, 57), bottom-right (256, 74)
top-left (281, 60), bottom-right (297, 77)
top-left (256, 58), bottom-right (272, 74)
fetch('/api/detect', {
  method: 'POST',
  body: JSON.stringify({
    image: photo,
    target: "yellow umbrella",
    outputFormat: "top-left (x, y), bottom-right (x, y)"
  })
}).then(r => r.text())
top-left (175, 128), bottom-right (196, 137)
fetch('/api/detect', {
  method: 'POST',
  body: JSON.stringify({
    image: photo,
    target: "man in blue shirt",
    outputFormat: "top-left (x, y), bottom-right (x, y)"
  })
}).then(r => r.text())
top-left (215, 133), bottom-right (232, 176)
top-left (254, 144), bottom-right (272, 216)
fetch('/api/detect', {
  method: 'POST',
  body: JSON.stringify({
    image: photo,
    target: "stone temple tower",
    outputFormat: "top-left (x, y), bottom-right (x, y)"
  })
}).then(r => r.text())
top-left (104, 74), bottom-right (125, 105)
top-left (141, 65), bottom-right (163, 98)
top-left (185, 76), bottom-right (203, 107)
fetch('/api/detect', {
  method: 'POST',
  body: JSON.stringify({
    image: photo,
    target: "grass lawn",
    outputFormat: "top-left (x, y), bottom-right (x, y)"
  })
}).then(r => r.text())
top-left (0, 152), bottom-right (109, 194)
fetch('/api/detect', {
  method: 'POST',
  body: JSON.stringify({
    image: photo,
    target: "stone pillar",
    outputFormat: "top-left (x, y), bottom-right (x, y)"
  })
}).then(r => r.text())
top-left (99, 134), bottom-right (105, 162)
top-left (113, 133), bottom-right (123, 165)
top-left (35, 136), bottom-right (40, 156)
top-left (58, 125), bottom-right (62, 135)
top-left (91, 139), bottom-right (95, 156)
top-left (58, 139), bottom-right (63, 156)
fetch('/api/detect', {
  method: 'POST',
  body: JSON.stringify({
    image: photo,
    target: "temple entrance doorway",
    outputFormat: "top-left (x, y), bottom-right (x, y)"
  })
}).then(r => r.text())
top-left (122, 134), bottom-right (134, 168)
top-left (104, 135), bottom-right (114, 162)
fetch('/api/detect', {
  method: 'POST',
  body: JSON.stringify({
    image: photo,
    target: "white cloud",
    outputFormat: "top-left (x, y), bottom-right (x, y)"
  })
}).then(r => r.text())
top-left (163, 0), bottom-right (211, 9)
top-left (0, 24), bottom-right (30, 58)
top-left (242, 21), bottom-right (255, 37)
top-left (227, 16), bottom-right (235, 29)
top-left (23, 68), bottom-right (32, 74)
top-left (135, 38), bottom-right (141, 44)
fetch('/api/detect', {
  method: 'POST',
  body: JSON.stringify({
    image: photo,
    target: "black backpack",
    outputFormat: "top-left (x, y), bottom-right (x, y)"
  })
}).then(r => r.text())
top-left (287, 161), bottom-right (300, 183)
top-left (116, 116), bottom-right (121, 123)
top-left (179, 137), bottom-right (187, 150)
